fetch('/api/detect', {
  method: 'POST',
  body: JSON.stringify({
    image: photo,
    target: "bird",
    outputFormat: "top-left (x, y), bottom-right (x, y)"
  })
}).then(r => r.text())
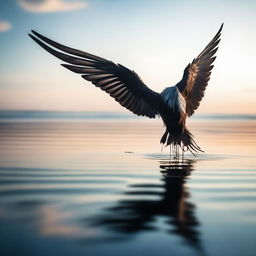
top-left (29, 24), bottom-right (223, 157)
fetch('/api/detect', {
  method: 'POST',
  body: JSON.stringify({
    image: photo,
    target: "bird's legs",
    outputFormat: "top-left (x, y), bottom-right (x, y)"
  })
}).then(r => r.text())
top-left (174, 144), bottom-right (179, 161)
top-left (170, 143), bottom-right (182, 162)
top-left (181, 147), bottom-right (184, 163)
top-left (169, 143), bottom-right (188, 164)
top-left (169, 144), bottom-right (172, 163)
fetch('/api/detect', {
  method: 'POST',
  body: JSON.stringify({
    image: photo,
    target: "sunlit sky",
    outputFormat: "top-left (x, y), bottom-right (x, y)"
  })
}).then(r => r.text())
top-left (0, 0), bottom-right (255, 114)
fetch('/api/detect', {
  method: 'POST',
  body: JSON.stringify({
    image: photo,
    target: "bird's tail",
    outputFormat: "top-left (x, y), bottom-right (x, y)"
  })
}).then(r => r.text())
top-left (160, 128), bottom-right (203, 155)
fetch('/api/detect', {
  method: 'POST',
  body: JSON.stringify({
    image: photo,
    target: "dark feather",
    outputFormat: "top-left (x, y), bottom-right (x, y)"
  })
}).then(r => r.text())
top-left (29, 31), bottom-right (161, 118)
top-left (176, 23), bottom-right (223, 116)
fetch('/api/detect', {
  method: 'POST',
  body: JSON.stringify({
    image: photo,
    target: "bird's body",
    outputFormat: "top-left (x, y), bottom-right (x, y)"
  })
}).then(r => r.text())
top-left (160, 87), bottom-right (189, 149)
top-left (29, 24), bottom-right (223, 156)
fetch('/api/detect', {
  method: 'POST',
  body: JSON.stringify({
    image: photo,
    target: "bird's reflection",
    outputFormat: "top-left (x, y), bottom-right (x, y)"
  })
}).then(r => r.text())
top-left (86, 159), bottom-right (202, 250)
top-left (159, 159), bottom-right (200, 248)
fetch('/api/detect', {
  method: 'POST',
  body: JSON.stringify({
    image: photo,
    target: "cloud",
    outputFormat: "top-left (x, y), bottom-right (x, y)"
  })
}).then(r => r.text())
top-left (0, 21), bottom-right (12, 32)
top-left (18, 0), bottom-right (88, 13)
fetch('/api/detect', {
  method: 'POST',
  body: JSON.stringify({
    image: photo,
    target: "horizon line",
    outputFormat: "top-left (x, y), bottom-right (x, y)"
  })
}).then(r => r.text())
top-left (0, 110), bottom-right (255, 121)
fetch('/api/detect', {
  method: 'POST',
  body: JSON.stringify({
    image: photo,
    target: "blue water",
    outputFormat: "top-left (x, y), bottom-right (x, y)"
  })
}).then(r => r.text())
top-left (0, 112), bottom-right (256, 256)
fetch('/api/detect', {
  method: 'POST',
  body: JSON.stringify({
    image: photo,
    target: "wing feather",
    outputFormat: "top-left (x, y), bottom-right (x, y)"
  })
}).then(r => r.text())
top-left (29, 31), bottom-right (161, 118)
top-left (176, 24), bottom-right (223, 116)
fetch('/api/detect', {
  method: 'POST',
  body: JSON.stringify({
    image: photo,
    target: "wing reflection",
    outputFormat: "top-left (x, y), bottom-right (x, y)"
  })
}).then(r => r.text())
top-left (86, 159), bottom-right (202, 250)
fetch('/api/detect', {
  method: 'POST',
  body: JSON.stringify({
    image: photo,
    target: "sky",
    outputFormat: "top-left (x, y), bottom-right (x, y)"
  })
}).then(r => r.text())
top-left (0, 0), bottom-right (255, 114)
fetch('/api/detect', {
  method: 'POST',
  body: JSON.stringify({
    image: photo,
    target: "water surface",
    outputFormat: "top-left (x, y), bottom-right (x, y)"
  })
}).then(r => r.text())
top-left (0, 112), bottom-right (255, 256)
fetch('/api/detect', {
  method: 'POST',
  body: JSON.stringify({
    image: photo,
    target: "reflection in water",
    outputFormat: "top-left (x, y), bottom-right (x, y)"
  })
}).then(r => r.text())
top-left (159, 159), bottom-right (200, 248)
top-left (1, 119), bottom-right (256, 256)
top-left (86, 159), bottom-right (202, 251)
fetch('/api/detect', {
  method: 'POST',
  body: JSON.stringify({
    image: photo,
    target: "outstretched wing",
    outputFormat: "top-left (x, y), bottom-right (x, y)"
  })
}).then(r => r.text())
top-left (29, 30), bottom-right (161, 118)
top-left (176, 24), bottom-right (223, 116)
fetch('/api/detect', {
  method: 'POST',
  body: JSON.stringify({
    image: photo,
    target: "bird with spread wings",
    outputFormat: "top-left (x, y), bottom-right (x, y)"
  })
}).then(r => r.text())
top-left (29, 24), bottom-right (223, 157)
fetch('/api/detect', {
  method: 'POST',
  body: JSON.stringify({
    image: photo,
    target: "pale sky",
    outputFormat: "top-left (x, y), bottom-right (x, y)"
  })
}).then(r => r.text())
top-left (0, 0), bottom-right (255, 114)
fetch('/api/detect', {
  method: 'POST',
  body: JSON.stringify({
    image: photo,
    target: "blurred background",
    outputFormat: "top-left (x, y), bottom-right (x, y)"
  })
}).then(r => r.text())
top-left (0, 1), bottom-right (256, 256)
top-left (0, 0), bottom-right (255, 114)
